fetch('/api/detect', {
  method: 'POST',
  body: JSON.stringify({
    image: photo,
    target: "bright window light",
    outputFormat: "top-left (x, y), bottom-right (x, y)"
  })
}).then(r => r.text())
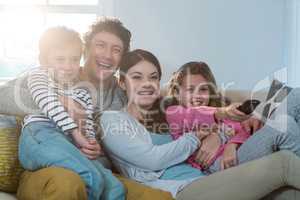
top-left (0, 0), bottom-right (98, 78)
top-left (46, 13), bottom-right (96, 35)
top-left (49, 0), bottom-right (97, 5)
top-left (0, 0), bottom-right (46, 5)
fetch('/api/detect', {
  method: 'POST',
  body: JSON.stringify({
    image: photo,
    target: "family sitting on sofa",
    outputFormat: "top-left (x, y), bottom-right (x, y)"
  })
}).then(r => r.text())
top-left (0, 17), bottom-right (300, 200)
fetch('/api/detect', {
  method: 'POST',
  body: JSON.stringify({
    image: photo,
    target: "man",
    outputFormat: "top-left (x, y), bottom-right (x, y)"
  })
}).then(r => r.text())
top-left (0, 17), bottom-right (173, 200)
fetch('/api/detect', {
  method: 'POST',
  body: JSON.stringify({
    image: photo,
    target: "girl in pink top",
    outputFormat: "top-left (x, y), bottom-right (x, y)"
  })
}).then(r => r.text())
top-left (165, 61), bottom-right (251, 173)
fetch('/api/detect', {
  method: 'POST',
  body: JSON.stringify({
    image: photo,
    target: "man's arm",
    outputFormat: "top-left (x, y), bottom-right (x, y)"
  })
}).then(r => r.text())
top-left (0, 75), bottom-right (39, 116)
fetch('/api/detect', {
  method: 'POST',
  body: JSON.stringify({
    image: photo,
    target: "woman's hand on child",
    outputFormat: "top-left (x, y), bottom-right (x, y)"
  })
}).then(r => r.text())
top-left (220, 143), bottom-right (238, 170)
top-left (195, 134), bottom-right (221, 168)
top-left (215, 103), bottom-right (249, 122)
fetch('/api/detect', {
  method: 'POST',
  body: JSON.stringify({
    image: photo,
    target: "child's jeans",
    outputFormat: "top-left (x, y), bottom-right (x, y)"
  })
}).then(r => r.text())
top-left (19, 121), bottom-right (125, 200)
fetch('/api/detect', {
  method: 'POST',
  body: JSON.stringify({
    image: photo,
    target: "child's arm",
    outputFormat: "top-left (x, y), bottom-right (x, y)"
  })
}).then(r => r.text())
top-left (72, 88), bottom-right (96, 140)
top-left (71, 128), bottom-right (90, 147)
top-left (225, 121), bottom-right (251, 145)
top-left (27, 67), bottom-right (77, 133)
top-left (220, 121), bottom-right (251, 170)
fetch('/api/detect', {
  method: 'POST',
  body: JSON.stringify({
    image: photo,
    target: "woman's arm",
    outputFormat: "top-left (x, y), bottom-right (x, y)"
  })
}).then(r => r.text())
top-left (0, 75), bottom-right (39, 116)
top-left (100, 111), bottom-right (200, 171)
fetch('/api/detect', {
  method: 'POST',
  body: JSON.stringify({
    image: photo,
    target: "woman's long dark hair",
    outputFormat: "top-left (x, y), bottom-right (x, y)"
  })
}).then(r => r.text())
top-left (119, 49), bottom-right (168, 133)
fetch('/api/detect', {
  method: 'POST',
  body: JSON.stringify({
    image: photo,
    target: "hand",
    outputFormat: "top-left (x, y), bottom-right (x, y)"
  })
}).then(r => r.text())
top-left (215, 103), bottom-right (249, 122)
top-left (71, 130), bottom-right (102, 160)
top-left (220, 143), bottom-right (238, 170)
top-left (71, 128), bottom-right (90, 148)
top-left (241, 117), bottom-right (263, 134)
top-left (195, 127), bottom-right (211, 140)
top-left (195, 134), bottom-right (221, 168)
top-left (80, 139), bottom-right (103, 160)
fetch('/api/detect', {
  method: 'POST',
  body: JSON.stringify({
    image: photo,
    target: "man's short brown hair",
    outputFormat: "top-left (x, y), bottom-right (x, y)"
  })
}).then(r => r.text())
top-left (83, 17), bottom-right (131, 55)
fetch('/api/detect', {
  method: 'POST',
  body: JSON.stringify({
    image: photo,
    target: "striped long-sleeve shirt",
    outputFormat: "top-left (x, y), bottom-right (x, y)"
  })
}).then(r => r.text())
top-left (23, 67), bottom-right (96, 139)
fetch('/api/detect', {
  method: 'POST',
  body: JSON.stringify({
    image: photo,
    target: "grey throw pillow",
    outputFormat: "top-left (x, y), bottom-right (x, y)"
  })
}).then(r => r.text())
top-left (261, 79), bottom-right (292, 120)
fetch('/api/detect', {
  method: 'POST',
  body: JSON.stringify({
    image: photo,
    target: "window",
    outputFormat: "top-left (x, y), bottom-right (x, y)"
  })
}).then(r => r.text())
top-left (0, 0), bottom-right (100, 78)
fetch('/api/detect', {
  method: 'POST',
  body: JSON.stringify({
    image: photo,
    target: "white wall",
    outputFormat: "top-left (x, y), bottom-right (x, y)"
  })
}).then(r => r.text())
top-left (285, 0), bottom-right (300, 87)
top-left (107, 0), bottom-right (287, 90)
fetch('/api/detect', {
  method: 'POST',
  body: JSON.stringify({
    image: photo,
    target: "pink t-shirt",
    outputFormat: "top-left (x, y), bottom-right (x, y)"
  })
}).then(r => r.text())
top-left (166, 105), bottom-right (250, 170)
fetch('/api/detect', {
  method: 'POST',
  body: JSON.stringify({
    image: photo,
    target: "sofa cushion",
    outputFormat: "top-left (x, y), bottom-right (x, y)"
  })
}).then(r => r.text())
top-left (0, 115), bottom-right (24, 193)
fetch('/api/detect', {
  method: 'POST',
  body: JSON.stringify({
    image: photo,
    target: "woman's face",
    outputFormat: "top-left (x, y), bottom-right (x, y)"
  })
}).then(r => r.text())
top-left (178, 74), bottom-right (210, 107)
top-left (121, 60), bottom-right (160, 109)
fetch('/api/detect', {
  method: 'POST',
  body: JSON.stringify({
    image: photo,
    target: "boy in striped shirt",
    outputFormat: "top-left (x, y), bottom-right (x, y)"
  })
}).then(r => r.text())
top-left (18, 26), bottom-right (125, 200)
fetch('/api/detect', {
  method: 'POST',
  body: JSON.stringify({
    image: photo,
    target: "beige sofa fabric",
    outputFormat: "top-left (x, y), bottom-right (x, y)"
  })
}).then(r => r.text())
top-left (0, 192), bottom-right (16, 200)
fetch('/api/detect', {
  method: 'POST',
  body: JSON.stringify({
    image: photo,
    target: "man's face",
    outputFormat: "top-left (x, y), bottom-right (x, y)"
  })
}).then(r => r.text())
top-left (45, 44), bottom-right (82, 83)
top-left (85, 31), bottom-right (124, 82)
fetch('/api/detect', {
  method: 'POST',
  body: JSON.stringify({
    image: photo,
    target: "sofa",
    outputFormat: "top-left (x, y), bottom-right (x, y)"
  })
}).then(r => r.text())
top-left (0, 88), bottom-right (298, 200)
top-left (0, 193), bottom-right (16, 200)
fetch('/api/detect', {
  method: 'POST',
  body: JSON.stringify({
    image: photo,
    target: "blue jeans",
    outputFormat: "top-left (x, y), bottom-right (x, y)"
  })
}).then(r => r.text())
top-left (208, 88), bottom-right (300, 173)
top-left (19, 121), bottom-right (125, 200)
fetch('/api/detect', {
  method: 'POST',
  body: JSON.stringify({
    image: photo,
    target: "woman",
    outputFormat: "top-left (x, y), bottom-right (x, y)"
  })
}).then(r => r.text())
top-left (100, 49), bottom-right (300, 199)
top-left (100, 49), bottom-right (206, 197)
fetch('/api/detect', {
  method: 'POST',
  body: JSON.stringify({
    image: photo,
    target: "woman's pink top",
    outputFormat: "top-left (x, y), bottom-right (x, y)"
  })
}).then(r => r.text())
top-left (166, 105), bottom-right (250, 169)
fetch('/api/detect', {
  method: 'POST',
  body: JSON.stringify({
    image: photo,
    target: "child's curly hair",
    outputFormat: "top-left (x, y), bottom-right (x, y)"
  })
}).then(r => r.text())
top-left (83, 17), bottom-right (131, 57)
